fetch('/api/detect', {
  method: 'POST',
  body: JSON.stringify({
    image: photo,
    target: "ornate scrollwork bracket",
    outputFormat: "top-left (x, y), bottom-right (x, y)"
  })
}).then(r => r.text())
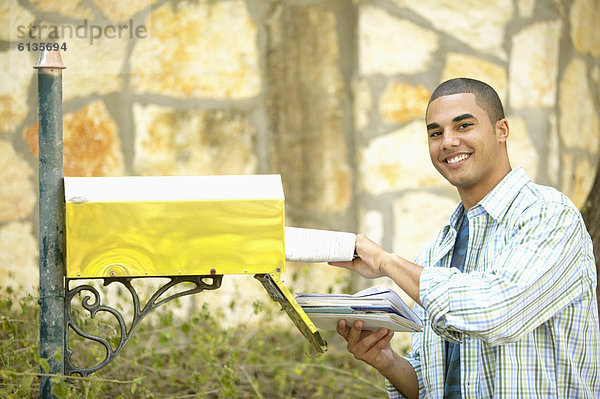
top-left (64, 275), bottom-right (223, 377)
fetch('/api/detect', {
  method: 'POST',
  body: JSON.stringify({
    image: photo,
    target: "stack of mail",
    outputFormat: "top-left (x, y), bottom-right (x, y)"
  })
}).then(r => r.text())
top-left (295, 286), bottom-right (422, 332)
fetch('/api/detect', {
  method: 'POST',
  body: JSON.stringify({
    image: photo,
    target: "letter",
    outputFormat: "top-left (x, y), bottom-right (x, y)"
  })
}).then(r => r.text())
top-left (27, 24), bottom-right (36, 39)
top-left (61, 24), bottom-right (73, 40)
top-left (104, 25), bottom-right (116, 39)
top-left (16, 25), bottom-right (26, 39)
top-left (284, 227), bottom-right (356, 263)
top-left (48, 25), bottom-right (59, 39)
top-left (76, 19), bottom-right (88, 39)
top-left (118, 23), bottom-right (128, 37)
top-left (136, 25), bottom-right (147, 39)
top-left (90, 25), bottom-right (102, 45)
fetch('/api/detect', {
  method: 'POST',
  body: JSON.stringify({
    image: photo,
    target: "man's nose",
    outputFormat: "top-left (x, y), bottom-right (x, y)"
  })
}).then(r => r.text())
top-left (441, 130), bottom-right (460, 149)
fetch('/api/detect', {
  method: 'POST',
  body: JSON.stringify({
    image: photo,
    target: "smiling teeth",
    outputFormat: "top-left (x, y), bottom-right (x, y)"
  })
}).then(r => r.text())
top-left (447, 154), bottom-right (470, 164)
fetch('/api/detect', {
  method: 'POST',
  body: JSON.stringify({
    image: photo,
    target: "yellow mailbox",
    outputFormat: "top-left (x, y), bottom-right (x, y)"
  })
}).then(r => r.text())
top-left (64, 175), bottom-right (327, 354)
top-left (65, 175), bottom-right (286, 278)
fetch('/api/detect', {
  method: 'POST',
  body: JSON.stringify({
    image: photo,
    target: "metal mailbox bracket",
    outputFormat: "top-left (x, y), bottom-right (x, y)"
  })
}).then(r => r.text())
top-left (64, 274), bottom-right (223, 377)
top-left (64, 270), bottom-right (326, 377)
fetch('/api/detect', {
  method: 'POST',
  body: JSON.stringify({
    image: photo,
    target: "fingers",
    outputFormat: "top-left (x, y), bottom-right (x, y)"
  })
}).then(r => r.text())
top-left (330, 234), bottom-right (389, 280)
top-left (347, 319), bottom-right (364, 344)
top-left (328, 260), bottom-right (354, 268)
top-left (350, 324), bottom-right (389, 355)
top-left (329, 234), bottom-right (374, 269)
top-left (363, 329), bottom-right (394, 359)
top-left (355, 233), bottom-right (375, 255)
top-left (336, 319), bottom-right (351, 339)
top-left (336, 319), bottom-right (366, 343)
top-left (337, 319), bottom-right (392, 359)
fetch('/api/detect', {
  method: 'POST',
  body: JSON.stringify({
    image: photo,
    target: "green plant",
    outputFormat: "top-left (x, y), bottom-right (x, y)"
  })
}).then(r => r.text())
top-left (0, 285), bottom-right (409, 398)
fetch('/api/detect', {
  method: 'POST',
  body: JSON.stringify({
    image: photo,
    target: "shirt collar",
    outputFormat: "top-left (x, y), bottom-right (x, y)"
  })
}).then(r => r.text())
top-left (447, 202), bottom-right (466, 231)
top-left (443, 167), bottom-right (531, 230)
top-left (477, 166), bottom-right (531, 221)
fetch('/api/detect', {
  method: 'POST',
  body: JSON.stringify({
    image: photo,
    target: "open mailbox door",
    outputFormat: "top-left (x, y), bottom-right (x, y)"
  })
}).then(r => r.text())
top-left (255, 272), bottom-right (327, 354)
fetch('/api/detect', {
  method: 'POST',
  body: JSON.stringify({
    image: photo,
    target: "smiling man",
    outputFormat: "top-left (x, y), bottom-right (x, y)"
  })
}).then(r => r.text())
top-left (330, 78), bottom-right (600, 398)
top-left (426, 86), bottom-right (511, 211)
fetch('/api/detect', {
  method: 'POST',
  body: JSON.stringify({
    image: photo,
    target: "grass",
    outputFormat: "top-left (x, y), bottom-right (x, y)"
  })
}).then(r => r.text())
top-left (0, 284), bottom-right (411, 398)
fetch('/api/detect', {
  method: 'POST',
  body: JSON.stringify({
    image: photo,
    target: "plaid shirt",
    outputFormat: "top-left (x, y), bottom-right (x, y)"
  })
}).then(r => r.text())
top-left (386, 167), bottom-right (600, 398)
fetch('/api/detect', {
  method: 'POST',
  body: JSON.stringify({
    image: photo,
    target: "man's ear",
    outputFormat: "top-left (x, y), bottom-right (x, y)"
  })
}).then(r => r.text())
top-left (495, 118), bottom-right (509, 143)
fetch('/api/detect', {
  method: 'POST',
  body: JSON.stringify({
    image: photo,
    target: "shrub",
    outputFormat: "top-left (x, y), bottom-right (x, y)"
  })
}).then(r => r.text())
top-left (0, 285), bottom-right (410, 398)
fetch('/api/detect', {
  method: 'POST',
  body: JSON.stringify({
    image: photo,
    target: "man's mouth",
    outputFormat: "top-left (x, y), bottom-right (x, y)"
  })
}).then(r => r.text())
top-left (445, 153), bottom-right (470, 164)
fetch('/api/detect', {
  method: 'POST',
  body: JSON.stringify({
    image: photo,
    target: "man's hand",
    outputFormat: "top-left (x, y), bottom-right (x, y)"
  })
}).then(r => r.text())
top-left (329, 233), bottom-right (424, 306)
top-left (336, 319), bottom-right (396, 372)
top-left (329, 234), bottom-right (389, 279)
top-left (337, 319), bottom-right (420, 399)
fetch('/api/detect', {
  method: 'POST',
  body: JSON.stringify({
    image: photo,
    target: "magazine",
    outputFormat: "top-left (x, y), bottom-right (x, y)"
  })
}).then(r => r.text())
top-left (295, 286), bottom-right (422, 332)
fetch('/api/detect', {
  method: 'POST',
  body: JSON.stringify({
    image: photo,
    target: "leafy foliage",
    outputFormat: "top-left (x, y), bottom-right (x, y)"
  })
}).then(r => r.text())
top-left (0, 285), bottom-right (408, 398)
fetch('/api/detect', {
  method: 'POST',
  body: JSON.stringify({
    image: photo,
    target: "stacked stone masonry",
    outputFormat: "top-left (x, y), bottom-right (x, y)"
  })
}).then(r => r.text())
top-left (1, 0), bottom-right (599, 331)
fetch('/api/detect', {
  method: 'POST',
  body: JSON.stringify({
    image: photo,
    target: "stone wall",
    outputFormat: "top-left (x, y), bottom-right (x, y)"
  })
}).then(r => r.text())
top-left (1, 0), bottom-right (599, 331)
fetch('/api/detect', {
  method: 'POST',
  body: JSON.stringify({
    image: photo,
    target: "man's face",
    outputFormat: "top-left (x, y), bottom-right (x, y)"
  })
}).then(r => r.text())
top-left (426, 93), bottom-right (506, 193)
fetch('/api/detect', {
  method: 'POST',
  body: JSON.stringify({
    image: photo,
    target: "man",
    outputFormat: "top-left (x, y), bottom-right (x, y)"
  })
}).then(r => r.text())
top-left (330, 78), bottom-right (600, 398)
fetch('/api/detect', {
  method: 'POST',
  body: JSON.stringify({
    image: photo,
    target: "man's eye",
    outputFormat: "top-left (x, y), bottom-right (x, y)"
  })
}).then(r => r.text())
top-left (458, 123), bottom-right (473, 129)
top-left (429, 131), bottom-right (442, 138)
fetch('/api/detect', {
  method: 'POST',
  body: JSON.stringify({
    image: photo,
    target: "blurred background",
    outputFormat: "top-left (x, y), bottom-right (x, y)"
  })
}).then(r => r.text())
top-left (1, 0), bottom-right (599, 370)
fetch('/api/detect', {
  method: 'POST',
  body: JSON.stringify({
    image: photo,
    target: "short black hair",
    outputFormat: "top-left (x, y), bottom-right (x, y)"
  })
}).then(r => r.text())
top-left (427, 78), bottom-right (505, 124)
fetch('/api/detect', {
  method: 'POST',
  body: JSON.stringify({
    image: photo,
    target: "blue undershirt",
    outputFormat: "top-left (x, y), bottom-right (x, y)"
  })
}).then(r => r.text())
top-left (444, 212), bottom-right (469, 398)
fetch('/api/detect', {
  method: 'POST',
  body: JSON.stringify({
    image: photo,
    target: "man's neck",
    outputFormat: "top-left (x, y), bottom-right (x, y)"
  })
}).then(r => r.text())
top-left (459, 167), bottom-right (512, 211)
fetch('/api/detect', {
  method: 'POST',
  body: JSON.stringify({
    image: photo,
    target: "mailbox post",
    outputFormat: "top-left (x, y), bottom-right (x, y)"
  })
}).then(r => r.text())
top-left (34, 50), bottom-right (66, 399)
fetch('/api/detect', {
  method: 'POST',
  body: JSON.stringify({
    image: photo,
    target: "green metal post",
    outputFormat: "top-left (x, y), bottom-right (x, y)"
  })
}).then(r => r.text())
top-left (34, 50), bottom-right (66, 399)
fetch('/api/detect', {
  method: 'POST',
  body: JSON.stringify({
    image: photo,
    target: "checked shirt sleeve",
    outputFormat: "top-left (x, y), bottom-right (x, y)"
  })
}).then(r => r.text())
top-left (420, 202), bottom-right (591, 346)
